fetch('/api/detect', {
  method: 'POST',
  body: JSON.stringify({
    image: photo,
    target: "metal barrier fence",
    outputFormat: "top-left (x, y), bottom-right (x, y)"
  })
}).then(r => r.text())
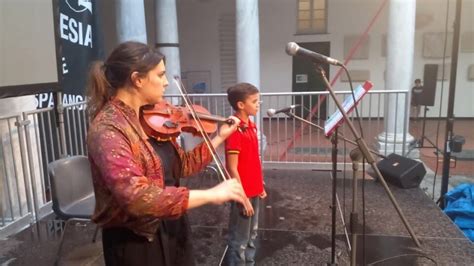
top-left (168, 90), bottom-right (410, 167)
top-left (62, 102), bottom-right (89, 156)
top-left (0, 89), bottom-right (409, 238)
top-left (0, 113), bottom-right (34, 237)
top-left (260, 90), bottom-right (410, 167)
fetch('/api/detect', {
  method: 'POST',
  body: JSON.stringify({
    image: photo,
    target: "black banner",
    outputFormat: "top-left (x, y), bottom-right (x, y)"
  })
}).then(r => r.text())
top-left (35, 0), bottom-right (103, 191)
top-left (36, 0), bottom-right (103, 108)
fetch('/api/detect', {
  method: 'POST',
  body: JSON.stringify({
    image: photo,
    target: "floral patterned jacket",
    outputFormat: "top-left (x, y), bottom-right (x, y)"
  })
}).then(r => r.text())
top-left (87, 99), bottom-right (212, 241)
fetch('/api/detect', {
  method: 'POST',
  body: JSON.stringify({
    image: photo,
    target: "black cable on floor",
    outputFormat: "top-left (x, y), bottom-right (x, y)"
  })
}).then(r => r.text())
top-left (368, 253), bottom-right (437, 265)
top-left (362, 158), bottom-right (366, 266)
top-left (432, 0), bottom-right (450, 201)
top-left (341, 65), bottom-right (365, 139)
top-left (342, 59), bottom-right (369, 266)
top-left (343, 137), bottom-right (347, 223)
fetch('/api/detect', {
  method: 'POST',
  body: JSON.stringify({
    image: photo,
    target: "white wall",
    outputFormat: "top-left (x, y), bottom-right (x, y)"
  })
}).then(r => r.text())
top-left (414, 0), bottom-right (474, 118)
top-left (177, 0), bottom-right (234, 93)
top-left (177, 0), bottom-right (474, 117)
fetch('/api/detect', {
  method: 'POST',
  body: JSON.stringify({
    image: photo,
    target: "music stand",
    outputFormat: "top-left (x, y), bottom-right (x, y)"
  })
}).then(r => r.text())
top-left (315, 65), bottom-right (422, 264)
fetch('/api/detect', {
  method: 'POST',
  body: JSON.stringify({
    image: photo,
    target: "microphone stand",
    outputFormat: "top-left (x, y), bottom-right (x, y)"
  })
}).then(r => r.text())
top-left (313, 66), bottom-right (422, 252)
top-left (284, 111), bottom-right (382, 265)
top-left (284, 112), bottom-right (386, 159)
top-left (349, 148), bottom-right (363, 266)
top-left (330, 128), bottom-right (338, 265)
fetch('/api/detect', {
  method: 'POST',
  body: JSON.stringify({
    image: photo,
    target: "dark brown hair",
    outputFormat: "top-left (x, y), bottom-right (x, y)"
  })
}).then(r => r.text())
top-left (86, 41), bottom-right (165, 119)
top-left (227, 83), bottom-right (259, 111)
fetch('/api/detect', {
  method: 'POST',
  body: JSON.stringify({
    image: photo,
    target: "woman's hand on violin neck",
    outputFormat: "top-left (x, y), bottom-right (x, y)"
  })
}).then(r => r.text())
top-left (210, 115), bottom-right (240, 148)
top-left (218, 116), bottom-right (240, 139)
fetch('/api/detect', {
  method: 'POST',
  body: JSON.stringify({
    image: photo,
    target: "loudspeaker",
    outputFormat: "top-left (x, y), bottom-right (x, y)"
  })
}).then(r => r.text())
top-left (419, 64), bottom-right (438, 106)
top-left (376, 153), bottom-right (426, 189)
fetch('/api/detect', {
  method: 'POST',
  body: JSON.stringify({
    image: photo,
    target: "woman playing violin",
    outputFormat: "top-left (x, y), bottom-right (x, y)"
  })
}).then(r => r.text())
top-left (86, 41), bottom-right (247, 266)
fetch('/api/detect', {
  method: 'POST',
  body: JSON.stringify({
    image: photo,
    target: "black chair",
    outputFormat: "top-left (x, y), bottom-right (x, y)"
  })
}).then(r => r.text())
top-left (48, 155), bottom-right (97, 265)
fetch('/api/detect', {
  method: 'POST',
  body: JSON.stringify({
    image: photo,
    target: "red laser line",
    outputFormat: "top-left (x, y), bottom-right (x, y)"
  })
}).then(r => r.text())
top-left (279, 0), bottom-right (389, 160)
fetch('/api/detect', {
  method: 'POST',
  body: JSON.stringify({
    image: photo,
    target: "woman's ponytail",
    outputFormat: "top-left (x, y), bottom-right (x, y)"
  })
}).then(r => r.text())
top-left (86, 61), bottom-right (111, 119)
top-left (85, 41), bottom-right (165, 119)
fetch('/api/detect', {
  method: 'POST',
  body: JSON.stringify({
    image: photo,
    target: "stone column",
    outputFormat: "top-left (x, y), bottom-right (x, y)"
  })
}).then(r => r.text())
top-left (236, 0), bottom-right (260, 88)
top-left (235, 0), bottom-right (266, 154)
top-left (116, 0), bottom-right (147, 43)
top-left (155, 0), bottom-right (200, 150)
top-left (155, 0), bottom-right (181, 96)
top-left (377, 0), bottom-right (417, 157)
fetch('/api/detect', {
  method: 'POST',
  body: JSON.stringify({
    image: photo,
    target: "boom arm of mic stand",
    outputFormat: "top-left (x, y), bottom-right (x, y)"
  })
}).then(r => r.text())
top-left (285, 112), bottom-right (387, 159)
top-left (313, 66), bottom-right (422, 248)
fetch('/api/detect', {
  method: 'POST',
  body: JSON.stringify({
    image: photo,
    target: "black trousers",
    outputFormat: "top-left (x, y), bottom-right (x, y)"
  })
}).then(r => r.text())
top-left (102, 216), bottom-right (194, 266)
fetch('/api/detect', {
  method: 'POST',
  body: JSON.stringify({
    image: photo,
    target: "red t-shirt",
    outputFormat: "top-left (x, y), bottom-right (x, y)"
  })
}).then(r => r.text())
top-left (225, 118), bottom-right (264, 197)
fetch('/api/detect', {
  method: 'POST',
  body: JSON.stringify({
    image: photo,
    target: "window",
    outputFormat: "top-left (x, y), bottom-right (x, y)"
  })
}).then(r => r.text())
top-left (297, 0), bottom-right (327, 34)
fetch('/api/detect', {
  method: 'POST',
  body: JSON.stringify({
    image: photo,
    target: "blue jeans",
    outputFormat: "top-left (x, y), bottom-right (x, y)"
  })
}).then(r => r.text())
top-left (224, 197), bottom-right (260, 266)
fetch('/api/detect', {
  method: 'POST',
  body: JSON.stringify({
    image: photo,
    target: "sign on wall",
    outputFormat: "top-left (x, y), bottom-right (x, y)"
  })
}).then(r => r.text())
top-left (0, 0), bottom-right (60, 98)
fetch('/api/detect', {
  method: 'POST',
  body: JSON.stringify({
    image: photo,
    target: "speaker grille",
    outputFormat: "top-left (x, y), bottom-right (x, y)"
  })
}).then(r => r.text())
top-left (419, 64), bottom-right (438, 106)
top-left (377, 154), bottom-right (427, 189)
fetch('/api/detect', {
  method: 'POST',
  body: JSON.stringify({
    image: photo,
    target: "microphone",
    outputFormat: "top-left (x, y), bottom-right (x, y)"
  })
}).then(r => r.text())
top-left (267, 105), bottom-right (299, 117)
top-left (350, 148), bottom-right (363, 171)
top-left (285, 42), bottom-right (342, 66)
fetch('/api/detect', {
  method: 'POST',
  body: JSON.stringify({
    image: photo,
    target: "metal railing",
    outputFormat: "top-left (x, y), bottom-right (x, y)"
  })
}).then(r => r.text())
top-left (0, 89), bottom-right (409, 238)
top-left (1, 114), bottom-right (34, 237)
top-left (260, 90), bottom-right (410, 167)
top-left (169, 90), bottom-right (410, 168)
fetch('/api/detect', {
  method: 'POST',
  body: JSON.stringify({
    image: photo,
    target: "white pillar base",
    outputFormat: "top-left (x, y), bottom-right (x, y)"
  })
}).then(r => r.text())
top-left (377, 132), bottom-right (419, 159)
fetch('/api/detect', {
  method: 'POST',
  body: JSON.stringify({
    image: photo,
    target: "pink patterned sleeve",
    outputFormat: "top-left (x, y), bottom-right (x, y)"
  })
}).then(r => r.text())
top-left (88, 124), bottom-right (189, 219)
top-left (174, 140), bottom-right (213, 178)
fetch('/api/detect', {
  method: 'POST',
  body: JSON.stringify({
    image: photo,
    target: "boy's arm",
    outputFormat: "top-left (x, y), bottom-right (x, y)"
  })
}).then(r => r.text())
top-left (259, 187), bottom-right (267, 199)
top-left (226, 153), bottom-right (242, 183)
top-left (226, 153), bottom-right (254, 216)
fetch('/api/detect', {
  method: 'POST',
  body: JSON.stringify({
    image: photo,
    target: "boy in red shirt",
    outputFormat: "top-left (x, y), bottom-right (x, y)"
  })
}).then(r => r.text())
top-left (223, 83), bottom-right (266, 265)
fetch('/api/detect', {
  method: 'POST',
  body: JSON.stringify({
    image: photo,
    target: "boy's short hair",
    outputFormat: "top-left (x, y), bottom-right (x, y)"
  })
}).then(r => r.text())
top-left (227, 83), bottom-right (259, 111)
top-left (415, 79), bottom-right (421, 84)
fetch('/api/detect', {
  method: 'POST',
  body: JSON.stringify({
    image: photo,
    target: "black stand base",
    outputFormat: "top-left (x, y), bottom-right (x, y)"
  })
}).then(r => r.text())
top-left (407, 106), bottom-right (442, 156)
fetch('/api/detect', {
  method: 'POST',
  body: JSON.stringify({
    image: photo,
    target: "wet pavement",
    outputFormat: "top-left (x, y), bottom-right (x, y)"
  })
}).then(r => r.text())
top-left (1, 169), bottom-right (473, 265)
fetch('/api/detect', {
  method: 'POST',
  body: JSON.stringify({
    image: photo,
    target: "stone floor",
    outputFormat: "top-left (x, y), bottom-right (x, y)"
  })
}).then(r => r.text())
top-left (1, 169), bottom-right (473, 265)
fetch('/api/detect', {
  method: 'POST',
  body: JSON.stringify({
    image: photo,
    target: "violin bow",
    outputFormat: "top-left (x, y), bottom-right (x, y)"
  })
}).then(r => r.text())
top-left (173, 76), bottom-right (232, 181)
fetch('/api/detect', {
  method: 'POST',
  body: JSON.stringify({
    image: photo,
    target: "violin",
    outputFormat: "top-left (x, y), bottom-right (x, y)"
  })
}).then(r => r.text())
top-left (144, 76), bottom-right (239, 187)
top-left (140, 100), bottom-right (236, 139)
